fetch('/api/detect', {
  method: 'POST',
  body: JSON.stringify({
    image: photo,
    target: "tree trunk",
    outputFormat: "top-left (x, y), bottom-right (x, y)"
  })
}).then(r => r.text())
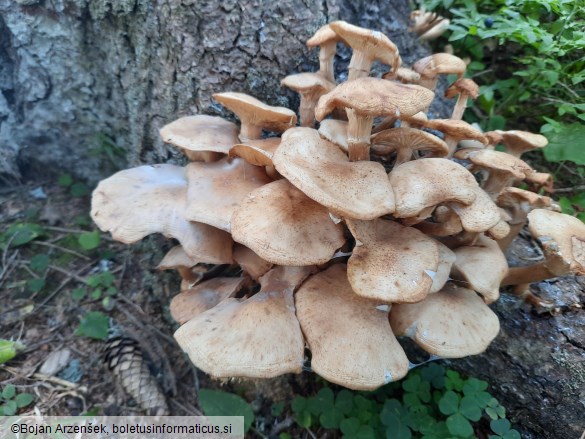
top-left (1, 1), bottom-right (583, 438)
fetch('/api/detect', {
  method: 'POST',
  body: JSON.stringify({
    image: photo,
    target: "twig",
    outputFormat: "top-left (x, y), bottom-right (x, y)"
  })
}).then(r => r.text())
top-left (270, 417), bottom-right (295, 436)
top-left (48, 264), bottom-right (89, 284)
top-left (32, 373), bottom-right (80, 389)
top-left (31, 241), bottom-right (91, 261)
top-left (117, 297), bottom-right (176, 345)
top-left (45, 226), bottom-right (114, 242)
top-left (35, 260), bottom-right (98, 310)
top-left (554, 185), bottom-right (585, 193)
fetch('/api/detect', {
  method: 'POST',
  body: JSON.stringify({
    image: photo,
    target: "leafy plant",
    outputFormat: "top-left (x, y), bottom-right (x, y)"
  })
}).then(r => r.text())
top-left (197, 389), bottom-right (255, 433)
top-left (285, 363), bottom-right (520, 438)
top-left (0, 340), bottom-right (25, 365)
top-left (76, 311), bottom-right (110, 340)
top-left (0, 385), bottom-right (35, 415)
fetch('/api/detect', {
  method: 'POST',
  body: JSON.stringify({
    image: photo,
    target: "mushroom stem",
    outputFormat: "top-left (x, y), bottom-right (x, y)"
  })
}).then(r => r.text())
top-left (346, 109), bottom-right (373, 161)
top-left (446, 136), bottom-right (458, 158)
top-left (500, 261), bottom-right (557, 286)
top-left (178, 267), bottom-right (201, 284)
top-left (299, 95), bottom-right (317, 128)
top-left (395, 147), bottom-right (414, 166)
top-left (348, 50), bottom-right (372, 81)
top-left (318, 41), bottom-right (337, 83)
top-left (451, 92), bottom-right (469, 121)
top-left (482, 173), bottom-right (511, 197)
top-left (497, 222), bottom-right (524, 251)
top-left (419, 77), bottom-right (438, 92)
top-left (239, 124), bottom-right (263, 143)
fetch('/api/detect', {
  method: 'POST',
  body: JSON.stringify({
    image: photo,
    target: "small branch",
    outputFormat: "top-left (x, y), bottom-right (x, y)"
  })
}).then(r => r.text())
top-left (554, 185), bottom-right (585, 193)
top-left (31, 241), bottom-right (91, 261)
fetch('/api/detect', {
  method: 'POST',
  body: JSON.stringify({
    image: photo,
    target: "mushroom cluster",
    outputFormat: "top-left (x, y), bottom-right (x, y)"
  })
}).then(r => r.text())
top-left (90, 21), bottom-right (585, 390)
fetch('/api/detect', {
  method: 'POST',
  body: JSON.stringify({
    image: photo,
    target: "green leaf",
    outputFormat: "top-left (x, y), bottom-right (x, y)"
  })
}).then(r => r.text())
top-left (335, 389), bottom-right (354, 414)
top-left (30, 254), bottom-right (50, 273)
top-left (0, 340), bottom-right (25, 365)
top-left (445, 371), bottom-right (464, 391)
top-left (15, 393), bottom-right (34, 408)
top-left (58, 174), bottom-right (74, 187)
top-left (76, 311), bottom-right (109, 340)
top-left (462, 378), bottom-right (488, 394)
top-left (340, 417), bottom-right (361, 436)
top-left (320, 408), bottom-right (344, 429)
top-left (26, 278), bottom-right (45, 293)
top-left (504, 429), bottom-right (521, 439)
top-left (459, 396), bottom-right (482, 421)
top-left (271, 401), bottom-right (285, 417)
top-left (446, 413), bottom-right (473, 437)
top-left (295, 410), bottom-right (311, 428)
top-left (79, 231), bottom-right (101, 250)
top-left (6, 223), bottom-right (44, 246)
top-left (491, 418), bottom-right (511, 435)
top-left (70, 182), bottom-right (90, 197)
top-left (198, 389), bottom-right (254, 433)
top-left (420, 363), bottom-right (445, 389)
top-left (383, 413), bottom-right (412, 439)
top-left (438, 390), bottom-right (459, 415)
top-left (72, 288), bottom-right (86, 301)
top-left (280, 433), bottom-right (292, 439)
top-left (402, 375), bottom-right (421, 393)
top-left (291, 396), bottom-right (306, 413)
top-left (2, 400), bottom-right (17, 415)
top-left (2, 384), bottom-right (16, 399)
top-left (543, 123), bottom-right (585, 165)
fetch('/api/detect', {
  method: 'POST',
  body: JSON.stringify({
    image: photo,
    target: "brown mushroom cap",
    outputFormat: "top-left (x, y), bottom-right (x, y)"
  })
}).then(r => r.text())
top-left (228, 138), bottom-right (281, 167)
top-left (527, 209), bottom-right (585, 275)
top-left (231, 178), bottom-right (345, 265)
top-left (273, 127), bottom-right (396, 219)
top-left (450, 235), bottom-right (508, 303)
top-left (185, 158), bottom-right (271, 232)
top-left (306, 24), bottom-right (344, 83)
top-left (91, 164), bottom-right (233, 262)
top-left (370, 127), bottom-right (448, 165)
top-left (318, 119), bottom-right (348, 152)
top-left (346, 219), bottom-right (444, 303)
top-left (385, 67), bottom-right (421, 84)
top-left (315, 78), bottom-right (435, 121)
top-left (281, 73), bottom-right (336, 127)
top-left (389, 158), bottom-right (479, 218)
top-left (448, 188), bottom-right (502, 233)
top-left (445, 78), bottom-right (480, 100)
top-left (412, 53), bottom-right (466, 87)
top-left (157, 245), bottom-right (200, 271)
top-left (390, 283), bottom-right (500, 358)
top-left (159, 115), bottom-right (239, 161)
top-left (174, 265), bottom-right (312, 378)
top-left (489, 130), bottom-right (548, 157)
top-left (296, 264), bottom-right (410, 390)
top-left (213, 92), bottom-right (297, 141)
top-left (329, 21), bottom-right (401, 78)
top-left (423, 119), bottom-right (488, 144)
top-left (307, 23), bottom-right (340, 47)
top-left (170, 277), bottom-right (247, 324)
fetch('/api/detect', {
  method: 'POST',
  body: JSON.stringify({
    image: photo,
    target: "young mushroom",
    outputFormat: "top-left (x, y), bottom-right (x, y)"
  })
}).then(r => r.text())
top-left (445, 78), bottom-right (480, 120)
top-left (213, 92), bottom-right (297, 142)
top-left (370, 127), bottom-right (449, 166)
top-left (306, 23), bottom-right (344, 83)
top-left (281, 73), bottom-right (335, 127)
top-left (412, 53), bottom-right (467, 91)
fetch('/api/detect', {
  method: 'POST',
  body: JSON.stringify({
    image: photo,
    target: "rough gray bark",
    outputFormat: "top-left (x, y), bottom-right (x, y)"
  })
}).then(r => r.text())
top-left (1, 1), bottom-right (583, 437)
top-left (0, 0), bottom-right (447, 182)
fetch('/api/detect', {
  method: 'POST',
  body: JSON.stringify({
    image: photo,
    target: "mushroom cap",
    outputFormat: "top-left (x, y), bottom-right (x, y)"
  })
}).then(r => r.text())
top-left (307, 23), bottom-right (342, 47)
top-left (174, 265), bottom-right (311, 378)
top-left (157, 245), bottom-right (200, 270)
top-left (213, 92), bottom-right (297, 134)
top-left (455, 148), bottom-right (533, 179)
top-left (170, 277), bottom-right (247, 324)
top-left (273, 127), bottom-right (395, 219)
top-left (185, 158), bottom-right (271, 232)
top-left (281, 72), bottom-right (336, 95)
top-left (448, 188), bottom-right (502, 233)
top-left (315, 78), bottom-right (435, 121)
top-left (296, 264), bottom-right (410, 390)
top-left (389, 158), bottom-right (478, 218)
top-left (412, 53), bottom-right (467, 79)
top-left (497, 187), bottom-right (555, 223)
top-left (228, 138), bottom-right (281, 167)
top-left (318, 119), bottom-right (348, 152)
top-left (445, 78), bottom-right (480, 99)
top-left (346, 219), bottom-right (443, 303)
top-left (385, 67), bottom-right (421, 83)
top-left (527, 209), bottom-right (585, 275)
top-left (329, 21), bottom-right (401, 72)
top-left (389, 283), bottom-right (500, 358)
top-left (432, 241), bottom-right (457, 293)
top-left (91, 164), bottom-right (233, 263)
top-left (159, 115), bottom-right (239, 160)
top-left (491, 130), bottom-right (548, 157)
top-left (370, 127), bottom-right (448, 158)
top-left (423, 119), bottom-right (488, 144)
top-left (450, 235), bottom-right (508, 303)
top-left (232, 244), bottom-right (273, 281)
top-left (231, 178), bottom-right (345, 265)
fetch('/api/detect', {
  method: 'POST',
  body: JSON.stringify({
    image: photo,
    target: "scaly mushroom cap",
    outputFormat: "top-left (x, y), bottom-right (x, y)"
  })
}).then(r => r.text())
top-left (232, 244), bottom-right (273, 281)
top-left (527, 209), bottom-right (585, 275)
top-left (389, 158), bottom-right (478, 218)
top-left (390, 283), bottom-right (500, 358)
top-left (329, 21), bottom-right (402, 74)
top-left (370, 127), bottom-right (448, 164)
top-left (318, 119), bottom-right (349, 152)
top-left (91, 164), bottom-right (233, 262)
top-left (231, 178), bottom-right (345, 265)
top-left (273, 128), bottom-right (395, 219)
top-left (281, 72), bottom-right (335, 95)
top-left (422, 119), bottom-right (488, 144)
top-left (445, 78), bottom-right (480, 100)
top-left (489, 130), bottom-right (548, 157)
top-left (315, 78), bottom-right (435, 121)
top-left (157, 245), bottom-right (200, 271)
top-left (213, 92), bottom-right (297, 141)
top-left (448, 188), bottom-right (502, 233)
top-left (346, 219), bottom-right (445, 303)
top-left (229, 138), bottom-right (281, 167)
top-left (185, 158), bottom-right (271, 232)
top-left (385, 67), bottom-right (421, 84)
top-left (307, 23), bottom-right (340, 47)
top-left (412, 53), bottom-right (466, 80)
top-left (174, 265), bottom-right (313, 378)
top-left (456, 148), bottom-right (533, 180)
top-left (159, 115), bottom-right (239, 161)
top-left (497, 187), bottom-right (555, 224)
top-left (450, 235), bottom-right (508, 303)
top-left (170, 277), bottom-right (247, 324)
top-left (296, 264), bottom-right (409, 390)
